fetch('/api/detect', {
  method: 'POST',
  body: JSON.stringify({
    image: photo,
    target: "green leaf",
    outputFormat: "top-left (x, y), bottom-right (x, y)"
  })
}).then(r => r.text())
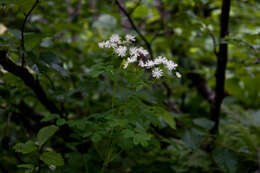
top-left (56, 118), bottom-right (66, 126)
top-left (40, 151), bottom-right (64, 166)
top-left (133, 133), bottom-right (151, 147)
top-left (24, 33), bottom-right (45, 51)
top-left (39, 52), bottom-right (68, 77)
top-left (213, 148), bottom-right (238, 173)
top-left (161, 111), bottom-right (176, 129)
top-left (122, 129), bottom-right (135, 138)
top-left (132, 5), bottom-right (148, 18)
top-left (193, 118), bottom-right (215, 130)
top-left (152, 106), bottom-right (176, 129)
top-left (18, 164), bottom-right (34, 173)
top-left (182, 129), bottom-right (203, 149)
top-left (41, 113), bottom-right (60, 122)
top-left (136, 84), bottom-right (143, 91)
top-left (88, 63), bottom-right (106, 78)
top-left (13, 141), bottom-right (37, 154)
top-left (37, 125), bottom-right (58, 147)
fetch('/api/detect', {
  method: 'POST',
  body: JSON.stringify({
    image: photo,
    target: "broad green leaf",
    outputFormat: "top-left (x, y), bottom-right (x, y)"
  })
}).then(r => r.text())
top-left (40, 151), bottom-right (64, 166)
top-left (37, 125), bottom-right (58, 147)
top-left (132, 5), bottom-right (148, 18)
top-left (13, 141), bottom-right (37, 154)
top-left (18, 164), bottom-right (34, 173)
top-left (56, 118), bottom-right (66, 126)
top-left (41, 113), bottom-right (60, 122)
top-left (193, 118), bottom-right (215, 130)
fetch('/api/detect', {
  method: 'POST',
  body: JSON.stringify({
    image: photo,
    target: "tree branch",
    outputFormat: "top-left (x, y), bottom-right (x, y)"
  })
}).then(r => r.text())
top-left (115, 0), bottom-right (153, 58)
top-left (210, 0), bottom-right (231, 135)
top-left (20, 0), bottom-right (40, 67)
top-left (0, 50), bottom-right (62, 116)
top-left (205, 27), bottom-right (218, 56)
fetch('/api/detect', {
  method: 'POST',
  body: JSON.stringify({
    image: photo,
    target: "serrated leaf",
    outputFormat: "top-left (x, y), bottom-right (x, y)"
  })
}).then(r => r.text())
top-left (37, 125), bottom-right (58, 147)
top-left (122, 129), bottom-right (135, 138)
top-left (133, 133), bottom-right (150, 147)
top-left (213, 148), bottom-right (238, 173)
top-left (40, 151), bottom-right (64, 166)
top-left (13, 141), bottom-right (37, 154)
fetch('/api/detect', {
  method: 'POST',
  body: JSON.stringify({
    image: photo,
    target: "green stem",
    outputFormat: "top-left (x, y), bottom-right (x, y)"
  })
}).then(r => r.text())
top-left (112, 79), bottom-right (117, 114)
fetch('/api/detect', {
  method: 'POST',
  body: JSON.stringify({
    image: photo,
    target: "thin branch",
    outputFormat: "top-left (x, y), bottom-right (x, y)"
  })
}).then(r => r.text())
top-left (115, 0), bottom-right (153, 58)
top-left (20, 0), bottom-right (40, 67)
top-left (206, 27), bottom-right (218, 56)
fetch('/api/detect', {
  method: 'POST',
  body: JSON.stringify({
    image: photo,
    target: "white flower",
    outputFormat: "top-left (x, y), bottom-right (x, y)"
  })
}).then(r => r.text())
top-left (98, 34), bottom-right (180, 79)
top-left (176, 72), bottom-right (182, 78)
top-left (110, 34), bottom-right (121, 43)
top-left (98, 42), bottom-right (105, 48)
top-left (104, 41), bottom-right (111, 48)
top-left (145, 60), bottom-right (155, 69)
top-left (127, 56), bottom-right (137, 63)
top-left (138, 60), bottom-right (145, 67)
top-left (125, 34), bottom-right (136, 42)
top-left (165, 60), bottom-right (178, 71)
top-left (154, 56), bottom-right (167, 65)
top-left (115, 46), bottom-right (127, 57)
top-left (110, 42), bottom-right (117, 48)
top-left (129, 47), bottom-right (139, 58)
top-left (152, 67), bottom-right (163, 79)
top-left (138, 47), bottom-right (149, 56)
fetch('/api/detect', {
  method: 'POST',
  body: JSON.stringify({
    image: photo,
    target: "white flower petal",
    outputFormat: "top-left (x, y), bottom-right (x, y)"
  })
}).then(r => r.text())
top-left (110, 34), bottom-right (121, 43)
top-left (152, 67), bottom-right (163, 79)
top-left (176, 72), bottom-right (182, 78)
top-left (115, 46), bottom-right (127, 57)
top-left (125, 34), bottom-right (136, 42)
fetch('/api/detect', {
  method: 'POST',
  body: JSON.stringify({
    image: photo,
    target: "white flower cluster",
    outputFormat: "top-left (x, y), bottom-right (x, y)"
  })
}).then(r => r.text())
top-left (98, 34), bottom-right (181, 79)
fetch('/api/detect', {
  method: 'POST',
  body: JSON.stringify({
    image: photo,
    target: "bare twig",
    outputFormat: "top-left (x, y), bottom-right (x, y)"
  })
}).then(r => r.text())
top-left (20, 0), bottom-right (40, 67)
top-left (115, 0), bottom-right (153, 58)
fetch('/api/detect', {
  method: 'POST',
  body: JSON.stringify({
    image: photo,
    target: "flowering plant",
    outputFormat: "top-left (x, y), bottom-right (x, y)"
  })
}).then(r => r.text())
top-left (98, 34), bottom-right (181, 79)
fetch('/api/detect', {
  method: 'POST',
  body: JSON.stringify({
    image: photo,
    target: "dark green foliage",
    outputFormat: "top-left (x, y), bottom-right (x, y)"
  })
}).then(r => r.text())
top-left (0, 0), bottom-right (260, 173)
